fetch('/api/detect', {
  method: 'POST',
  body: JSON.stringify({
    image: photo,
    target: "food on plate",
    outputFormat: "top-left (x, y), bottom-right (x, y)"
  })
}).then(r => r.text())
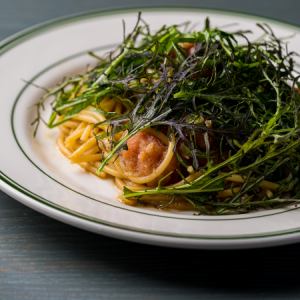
top-left (35, 14), bottom-right (300, 214)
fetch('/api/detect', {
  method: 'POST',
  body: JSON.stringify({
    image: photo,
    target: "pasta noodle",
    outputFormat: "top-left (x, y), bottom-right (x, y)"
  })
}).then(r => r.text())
top-left (56, 104), bottom-right (194, 209)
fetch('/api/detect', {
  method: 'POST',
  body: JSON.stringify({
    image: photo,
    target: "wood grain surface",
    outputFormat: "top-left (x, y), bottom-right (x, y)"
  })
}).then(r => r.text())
top-left (1, 1), bottom-right (300, 299)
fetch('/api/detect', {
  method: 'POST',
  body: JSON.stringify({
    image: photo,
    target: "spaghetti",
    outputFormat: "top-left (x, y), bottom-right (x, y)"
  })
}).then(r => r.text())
top-left (57, 103), bottom-right (193, 209)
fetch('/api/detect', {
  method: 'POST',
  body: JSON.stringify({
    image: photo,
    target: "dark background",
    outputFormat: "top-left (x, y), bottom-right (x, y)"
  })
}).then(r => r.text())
top-left (1, 1), bottom-right (300, 299)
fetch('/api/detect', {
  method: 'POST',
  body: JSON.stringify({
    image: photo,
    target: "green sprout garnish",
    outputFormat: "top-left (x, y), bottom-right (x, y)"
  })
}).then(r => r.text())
top-left (35, 14), bottom-right (300, 214)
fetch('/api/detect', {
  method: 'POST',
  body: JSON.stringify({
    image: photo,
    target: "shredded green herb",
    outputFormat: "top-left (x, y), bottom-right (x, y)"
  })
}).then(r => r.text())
top-left (37, 13), bottom-right (300, 214)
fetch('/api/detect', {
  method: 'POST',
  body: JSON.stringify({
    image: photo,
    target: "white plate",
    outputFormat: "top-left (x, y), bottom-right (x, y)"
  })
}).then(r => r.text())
top-left (1, 7), bottom-right (300, 249)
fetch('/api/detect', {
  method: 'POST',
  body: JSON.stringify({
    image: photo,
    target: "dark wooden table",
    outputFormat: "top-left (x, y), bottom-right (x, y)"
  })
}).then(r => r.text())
top-left (1, 1), bottom-right (300, 299)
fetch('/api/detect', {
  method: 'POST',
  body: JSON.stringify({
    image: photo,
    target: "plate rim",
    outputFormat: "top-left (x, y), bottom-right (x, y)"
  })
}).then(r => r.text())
top-left (1, 5), bottom-right (300, 249)
top-left (3, 169), bottom-right (300, 250)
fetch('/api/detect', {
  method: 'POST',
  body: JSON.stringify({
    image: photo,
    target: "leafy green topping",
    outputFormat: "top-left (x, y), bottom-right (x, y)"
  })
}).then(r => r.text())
top-left (37, 15), bottom-right (300, 214)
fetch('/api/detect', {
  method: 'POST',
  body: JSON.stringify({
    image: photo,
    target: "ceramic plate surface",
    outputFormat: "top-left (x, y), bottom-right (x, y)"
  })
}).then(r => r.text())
top-left (1, 7), bottom-right (300, 249)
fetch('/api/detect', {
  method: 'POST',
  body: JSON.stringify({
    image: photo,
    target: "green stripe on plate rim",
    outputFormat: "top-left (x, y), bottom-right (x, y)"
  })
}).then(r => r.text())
top-left (0, 6), bottom-right (300, 240)
top-left (3, 168), bottom-right (300, 240)
top-left (1, 6), bottom-right (300, 56)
